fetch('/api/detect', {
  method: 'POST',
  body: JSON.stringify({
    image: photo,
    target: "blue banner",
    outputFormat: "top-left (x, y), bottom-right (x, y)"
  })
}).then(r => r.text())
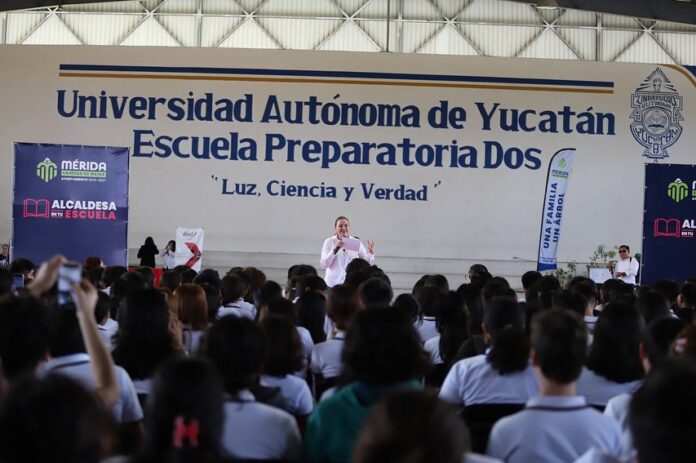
top-left (12, 143), bottom-right (129, 266)
top-left (537, 148), bottom-right (575, 271)
top-left (642, 163), bottom-right (696, 284)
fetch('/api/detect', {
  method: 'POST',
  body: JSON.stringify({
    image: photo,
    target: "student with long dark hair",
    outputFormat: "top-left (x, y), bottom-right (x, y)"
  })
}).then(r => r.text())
top-left (136, 357), bottom-right (224, 463)
top-left (206, 316), bottom-right (302, 460)
top-left (296, 290), bottom-right (328, 344)
top-left (260, 316), bottom-right (314, 417)
top-left (424, 291), bottom-right (471, 367)
top-left (113, 289), bottom-right (180, 396)
top-left (439, 297), bottom-right (537, 407)
top-left (312, 285), bottom-right (362, 385)
top-left (353, 390), bottom-right (470, 463)
top-left (577, 301), bottom-right (644, 407)
top-left (305, 307), bottom-right (429, 463)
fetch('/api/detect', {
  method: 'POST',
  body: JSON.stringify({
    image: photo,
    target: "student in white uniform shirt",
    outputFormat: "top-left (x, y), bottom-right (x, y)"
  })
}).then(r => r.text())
top-left (44, 295), bottom-right (143, 425)
top-left (219, 273), bottom-right (256, 319)
top-left (206, 316), bottom-right (302, 461)
top-left (264, 297), bottom-right (314, 378)
top-left (414, 285), bottom-right (440, 343)
top-left (576, 302), bottom-right (644, 408)
top-left (173, 283), bottom-right (209, 355)
top-left (424, 291), bottom-right (471, 368)
top-left (440, 297), bottom-right (538, 407)
top-left (260, 316), bottom-right (314, 417)
top-left (312, 285), bottom-right (363, 385)
top-left (487, 310), bottom-right (623, 463)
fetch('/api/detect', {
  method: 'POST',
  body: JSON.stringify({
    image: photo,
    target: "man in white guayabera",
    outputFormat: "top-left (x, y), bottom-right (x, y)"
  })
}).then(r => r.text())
top-left (609, 245), bottom-right (640, 286)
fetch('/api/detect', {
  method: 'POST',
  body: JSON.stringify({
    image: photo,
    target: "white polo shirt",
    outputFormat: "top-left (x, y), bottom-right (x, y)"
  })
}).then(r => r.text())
top-left (219, 299), bottom-right (255, 319)
top-left (182, 329), bottom-right (204, 356)
top-left (311, 331), bottom-right (345, 379)
top-left (42, 353), bottom-right (143, 423)
top-left (417, 317), bottom-right (438, 343)
top-left (217, 304), bottom-right (241, 319)
top-left (604, 393), bottom-right (635, 461)
top-left (439, 354), bottom-right (538, 406)
top-left (294, 326), bottom-right (314, 378)
top-left (260, 374), bottom-right (314, 416)
top-left (576, 368), bottom-right (642, 406)
top-left (221, 389), bottom-right (302, 461)
top-left (424, 335), bottom-right (443, 364)
top-left (487, 396), bottom-right (623, 463)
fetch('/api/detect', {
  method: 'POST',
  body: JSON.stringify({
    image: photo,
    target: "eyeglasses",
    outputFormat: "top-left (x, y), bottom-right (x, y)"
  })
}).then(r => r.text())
top-left (619, 249), bottom-right (628, 253)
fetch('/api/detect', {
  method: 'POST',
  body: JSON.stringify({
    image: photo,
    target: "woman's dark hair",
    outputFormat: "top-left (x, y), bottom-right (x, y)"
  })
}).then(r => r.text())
top-left (586, 301), bottom-right (645, 383)
top-left (643, 317), bottom-right (684, 368)
top-left (630, 360), bottom-right (696, 463)
top-left (198, 283), bottom-right (220, 323)
top-left (342, 306), bottom-right (429, 385)
top-left (266, 298), bottom-right (298, 323)
top-left (552, 290), bottom-right (588, 316)
top-left (144, 237), bottom-right (155, 247)
top-left (167, 240), bottom-right (176, 252)
top-left (0, 374), bottom-right (113, 463)
top-left (103, 265), bottom-right (128, 289)
top-left (456, 284), bottom-right (484, 335)
top-left (345, 258), bottom-right (370, 278)
top-left (94, 292), bottom-right (112, 325)
top-left (423, 274), bottom-right (449, 293)
top-left (481, 277), bottom-right (511, 302)
top-left (114, 289), bottom-right (178, 380)
top-left (353, 390), bottom-right (469, 463)
top-left (679, 282), bottom-right (696, 307)
top-left (413, 285), bottom-right (440, 318)
top-left (287, 264), bottom-right (317, 280)
top-left (174, 266), bottom-right (197, 285)
top-left (261, 316), bottom-right (304, 376)
top-left (296, 274), bottom-right (327, 299)
top-left (160, 270), bottom-right (183, 293)
top-left (193, 269), bottom-right (221, 291)
top-left (86, 266), bottom-right (104, 289)
top-left (111, 271), bottom-right (147, 318)
top-left (484, 297), bottom-right (529, 375)
top-left (252, 280), bottom-right (283, 310)
top-left (327, 284), bottom-right (362, 330)
top-left (600, 279), bottom-right (631, 305)
top-left (296, 291), bottom-right (327, 344)
top-left (527, 275), bottom-right (560, 311)
top-left (142, 357), bottom-right (223, 463)
top-left (392, 293), bottom-right (421, 325)
top-left (637, 290), bottom-right (671, 324)
top-left (531, 310), bottom-right (587, 384)
top-left (243, 267), bottom-right (266, 305)
top-left (436, 291), bottom-right (471, 366)
top-left (206, 317), bottom-right (267, 393)
top-left (651, 279), bottom-right (680, 307)
top-left (0, 296), bottom-right (50, 381)
top-left (358, 277), bottom-right (393, 308)
top-left (136, 266), bottom-right (155, 289)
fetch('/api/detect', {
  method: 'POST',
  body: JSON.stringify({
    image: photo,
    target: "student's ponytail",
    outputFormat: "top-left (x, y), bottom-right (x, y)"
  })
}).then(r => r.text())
top-left (484, 297), bottom-right (529, 374)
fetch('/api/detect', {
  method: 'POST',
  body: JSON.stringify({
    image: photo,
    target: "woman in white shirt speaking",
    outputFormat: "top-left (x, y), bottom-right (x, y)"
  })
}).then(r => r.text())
top-left (320, 216), bottom-right (375, 287)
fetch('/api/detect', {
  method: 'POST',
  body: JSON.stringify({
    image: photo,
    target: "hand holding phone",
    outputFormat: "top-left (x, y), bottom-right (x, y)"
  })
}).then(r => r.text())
top-left (58, 262), bottom-right (82, 307)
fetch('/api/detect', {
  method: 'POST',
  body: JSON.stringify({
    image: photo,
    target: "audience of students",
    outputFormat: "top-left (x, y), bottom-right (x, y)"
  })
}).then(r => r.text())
top-left (2, 253), bottom-right (696, 463)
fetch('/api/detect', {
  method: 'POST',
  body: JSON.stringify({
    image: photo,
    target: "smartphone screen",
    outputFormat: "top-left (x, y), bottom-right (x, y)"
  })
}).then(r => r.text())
top-left (11, 274), bottom-right (24, 293)
top-left (58, 262), bottom-right (82, 307)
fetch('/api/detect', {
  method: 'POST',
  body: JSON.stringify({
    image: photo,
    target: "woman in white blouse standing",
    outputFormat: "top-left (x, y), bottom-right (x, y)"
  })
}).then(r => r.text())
top-left (320, 216), bottom-right (375, 287)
